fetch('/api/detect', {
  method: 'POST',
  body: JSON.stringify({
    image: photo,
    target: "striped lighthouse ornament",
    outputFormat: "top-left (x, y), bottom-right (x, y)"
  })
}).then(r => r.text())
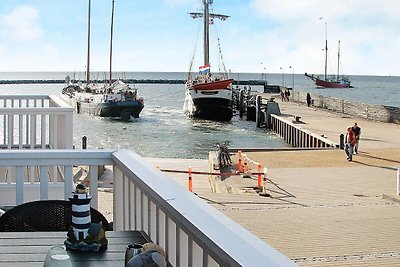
top-left (65, 184), bottom-right (108, 251)
top-left (69, 183), bottom-right (92, 241)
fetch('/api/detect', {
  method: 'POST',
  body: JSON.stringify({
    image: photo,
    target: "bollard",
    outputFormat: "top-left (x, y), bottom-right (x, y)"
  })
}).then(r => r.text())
top-left (82, 136), bottom-right (87, 149)
top-left (397, 168), bottom-right (400, 196)
top-left (243, 159), bottom-right (248, 173)
top-left (339, 134), bottom-right (344, 150)
top-left (259, 167), bottom-right (270, 197)
top-left (256, 95), bottom-right (261, 128)
top-left (262, 167), bottom-right (267, 193)
top-left (263, 176), bottom-right (267, 194)
top-left (238, 150), bottom-right (243, 173)
top-left (188, 166), bottom-right (193, 192)
top-left (257, 164), bottom-right (262, 189)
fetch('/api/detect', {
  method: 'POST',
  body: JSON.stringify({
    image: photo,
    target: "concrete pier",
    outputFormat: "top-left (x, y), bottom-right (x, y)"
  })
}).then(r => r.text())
top-left (97, 98), bottom-right (400, 266)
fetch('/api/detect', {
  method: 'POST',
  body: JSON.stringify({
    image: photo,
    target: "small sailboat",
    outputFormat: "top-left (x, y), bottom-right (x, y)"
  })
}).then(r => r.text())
top-left (62, 0), bottom-right (144, 121)
top-left (305, 22), bottom-right (351, 88)
top-left (183, 0), bottom-right (234, 122)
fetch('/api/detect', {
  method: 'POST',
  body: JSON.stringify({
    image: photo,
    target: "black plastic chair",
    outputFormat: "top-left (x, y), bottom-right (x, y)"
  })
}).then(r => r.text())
top-left (0, 200), bottom-right (111, 232)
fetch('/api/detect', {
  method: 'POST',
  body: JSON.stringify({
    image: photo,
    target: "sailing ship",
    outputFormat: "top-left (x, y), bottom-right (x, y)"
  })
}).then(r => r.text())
top-left (305, 22), bottom-right (351, 88)
top-left (62, 0), bottom-right (144, 121)
top-left (183, 0), bottom-right (234, 122)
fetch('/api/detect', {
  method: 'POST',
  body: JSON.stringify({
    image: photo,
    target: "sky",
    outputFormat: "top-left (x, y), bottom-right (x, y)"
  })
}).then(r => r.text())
top-left (0, 0), bottom-right (399, 76)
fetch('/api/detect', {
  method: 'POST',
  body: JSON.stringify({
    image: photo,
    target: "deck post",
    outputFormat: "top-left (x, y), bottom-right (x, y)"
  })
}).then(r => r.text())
top-left (397, 168), bottom-right (400, 196)
top-left (339, 134), bottom-right (345, 149)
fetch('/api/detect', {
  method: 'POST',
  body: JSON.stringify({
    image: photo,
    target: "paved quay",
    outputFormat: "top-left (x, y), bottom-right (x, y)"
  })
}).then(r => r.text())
top-left (98, 99), bottom-right (400, 266)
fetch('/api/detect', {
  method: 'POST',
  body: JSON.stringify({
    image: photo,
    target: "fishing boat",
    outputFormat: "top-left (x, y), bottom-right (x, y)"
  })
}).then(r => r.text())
top-left (183, 0), bottom-right (234, 122)
top-left (62, 0), bottom-right (144, 121)
top-left (305, 21), bottom-right (351, 88)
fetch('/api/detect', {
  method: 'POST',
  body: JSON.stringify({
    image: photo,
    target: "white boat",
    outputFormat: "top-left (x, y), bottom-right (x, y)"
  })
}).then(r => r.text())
top-left (183, 0), bottom-right (234, 122)
top-left (62, 0), bottom-right (144, 121)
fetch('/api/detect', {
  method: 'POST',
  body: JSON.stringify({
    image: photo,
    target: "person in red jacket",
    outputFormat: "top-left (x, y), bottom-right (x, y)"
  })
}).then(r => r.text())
top-left (345, 127), bottom-right (356, 161)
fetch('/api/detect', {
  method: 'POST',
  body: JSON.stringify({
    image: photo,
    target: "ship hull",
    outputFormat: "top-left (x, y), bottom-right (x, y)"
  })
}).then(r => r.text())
top-left (184, 79), bottom-right (233, 122)
top-left (191, 96), bottom-right (233, 121)
top-left (314, 78), bottom-right (350, 88)
top-left (62, 93), bottom-right (144, 121)
top-left (305, 73), bottom-right (351, 88)
top-left (192, 79), bottom-right (234, 91)
top-left (97, 101), bottom-right (144, 118)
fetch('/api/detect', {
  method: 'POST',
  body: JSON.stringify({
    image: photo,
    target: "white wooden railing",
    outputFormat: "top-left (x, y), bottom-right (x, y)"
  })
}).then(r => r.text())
top-left (0, 149), bottom-right (296, 267)
top-left (0, 150), bottom-right (114, 207)
top-left (270, 114), bottom-right (338, 148)
top-left (0, 95), bottom-right (73, 149)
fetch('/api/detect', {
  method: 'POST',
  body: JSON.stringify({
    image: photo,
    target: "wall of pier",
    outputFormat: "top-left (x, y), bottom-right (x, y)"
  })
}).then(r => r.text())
top-left (290, 90), bottom-right (400, 124)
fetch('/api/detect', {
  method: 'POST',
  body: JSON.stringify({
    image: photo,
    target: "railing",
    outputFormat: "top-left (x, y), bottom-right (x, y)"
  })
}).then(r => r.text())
top-left (0, 149), bottom-right (296, 267)
top-left (0, 94), bottom-right (73, 149)
top-left (290, 90), bottom-right (400, 124)
top-left (0, 150), bottom-right (114, 207)
top-left (270, 114), bottom-right (338, 148)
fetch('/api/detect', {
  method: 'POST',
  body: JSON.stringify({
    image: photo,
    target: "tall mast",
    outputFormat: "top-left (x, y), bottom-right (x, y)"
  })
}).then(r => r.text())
top-left (324, 21), bottom-right (328, 81)
top-left (189, 0), bottom-right (230, 68)
top-left (109, 0), bottom-right (115, 85)
top-left (203, 0), bottom-right (210, 66)
top-left (86, 0), bottom-right (91, 84)
top-left (337, 40), bottom-right (340, 81)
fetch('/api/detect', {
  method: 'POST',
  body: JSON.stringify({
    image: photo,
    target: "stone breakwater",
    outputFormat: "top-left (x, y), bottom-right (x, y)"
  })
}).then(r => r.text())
top-left (290, 90), bottom-right (400, 124)
top-left (0, 79), bottom-right (265, 86)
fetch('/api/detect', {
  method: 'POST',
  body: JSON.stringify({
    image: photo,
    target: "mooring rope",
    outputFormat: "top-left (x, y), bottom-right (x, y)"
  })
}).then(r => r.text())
top-left (241, 153), bottom-right (260, 167)
top-left (159, 168), bottom-right (264, 176)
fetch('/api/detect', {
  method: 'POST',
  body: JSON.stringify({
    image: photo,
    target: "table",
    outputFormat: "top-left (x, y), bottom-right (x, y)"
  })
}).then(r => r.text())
top-left (0, 230), bottom-right (150, 266)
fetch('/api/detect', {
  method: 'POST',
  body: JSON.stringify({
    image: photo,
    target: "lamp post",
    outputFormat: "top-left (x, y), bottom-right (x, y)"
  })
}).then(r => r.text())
top-left (261, 62), bottom-right (267, 87)
top-left (280, 67), bottom-right (285, 87)
top-left (289, 66), bottom-right (294, 89)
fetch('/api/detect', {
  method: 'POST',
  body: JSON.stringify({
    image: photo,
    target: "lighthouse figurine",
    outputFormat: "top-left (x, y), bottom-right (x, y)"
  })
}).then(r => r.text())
top-left (64, 184), bottom-right (108, 251)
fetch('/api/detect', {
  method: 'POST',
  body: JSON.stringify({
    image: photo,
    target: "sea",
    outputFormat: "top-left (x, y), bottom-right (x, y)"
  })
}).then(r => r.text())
top-left (0, 72), bottom-right (399, 159)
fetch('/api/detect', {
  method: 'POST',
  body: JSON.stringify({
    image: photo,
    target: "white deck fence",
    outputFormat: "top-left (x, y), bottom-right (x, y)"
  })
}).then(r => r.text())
top-left (0, 149), bottom-right (296, 267)
top-left (0, 94), bottom-right (73, 149)
top-left (0, 94), bottom-right (74, 199)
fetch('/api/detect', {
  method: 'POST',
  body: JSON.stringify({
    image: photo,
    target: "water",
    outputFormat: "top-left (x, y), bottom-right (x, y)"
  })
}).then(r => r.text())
top-left (0, 79), bottom-right (285, 159)
top-left (2, 71), bottom-right (399, 107)
top-left (0, 72), bottom-right (398, 159)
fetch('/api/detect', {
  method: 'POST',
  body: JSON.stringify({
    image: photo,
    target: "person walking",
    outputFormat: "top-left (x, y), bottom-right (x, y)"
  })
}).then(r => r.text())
top-left (352, 122), bottom-right (361, 154)
top-left (306, 93), bottom-right (312, 107)
top-left (345, 127), bottom-right (356, 161)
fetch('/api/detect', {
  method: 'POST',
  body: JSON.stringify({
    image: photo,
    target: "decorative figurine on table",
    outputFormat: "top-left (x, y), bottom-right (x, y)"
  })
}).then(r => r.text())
top-left (126, 242), bottom-right (167, 267)
top-left (64, 184), bottom-right (108, 251)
